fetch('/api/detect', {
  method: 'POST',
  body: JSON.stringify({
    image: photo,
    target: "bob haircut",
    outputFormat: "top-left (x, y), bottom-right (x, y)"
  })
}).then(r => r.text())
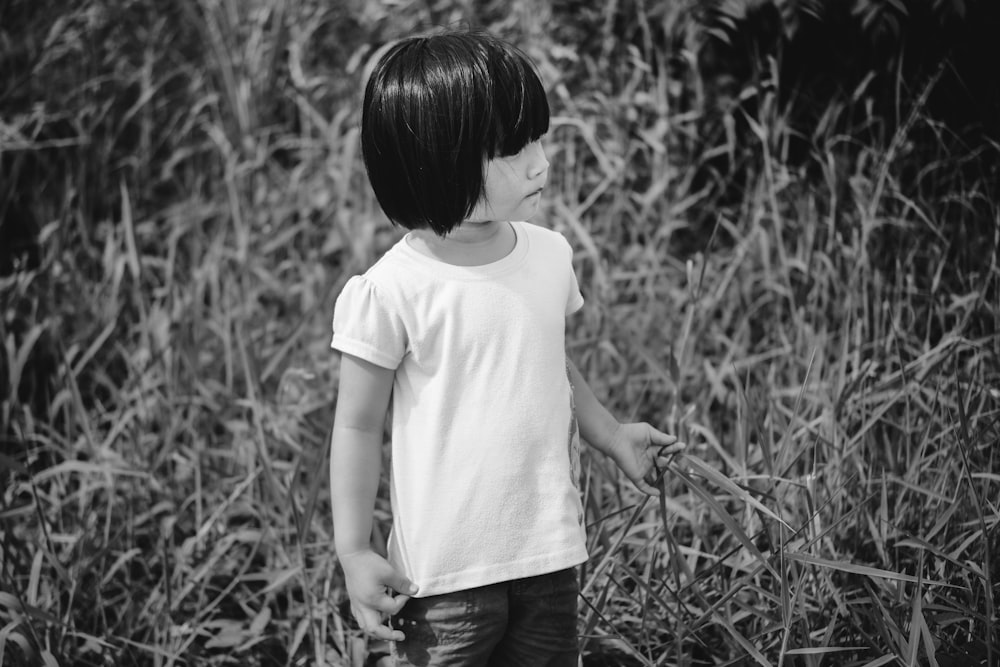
top-left (361, 30), bottom-right (549, 236)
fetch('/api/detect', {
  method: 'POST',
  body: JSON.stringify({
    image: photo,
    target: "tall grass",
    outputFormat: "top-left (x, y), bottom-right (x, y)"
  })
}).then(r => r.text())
top-left (1, 0), bottom-right (998, 665)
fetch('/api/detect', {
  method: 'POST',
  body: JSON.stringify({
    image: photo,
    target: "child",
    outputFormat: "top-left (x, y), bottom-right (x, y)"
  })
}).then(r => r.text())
top-left (330, 29), bottom-right (684, 666)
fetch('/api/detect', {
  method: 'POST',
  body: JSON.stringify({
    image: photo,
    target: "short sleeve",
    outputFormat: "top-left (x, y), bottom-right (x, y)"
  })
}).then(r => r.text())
top-left (564, 238), bottom-right (584, 316)
top-left (331, 275), bottom-right (407, 369)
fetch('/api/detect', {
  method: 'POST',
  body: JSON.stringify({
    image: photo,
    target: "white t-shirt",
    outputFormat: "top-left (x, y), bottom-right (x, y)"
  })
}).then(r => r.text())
top-left (331, 220), bottom-right (588, 596)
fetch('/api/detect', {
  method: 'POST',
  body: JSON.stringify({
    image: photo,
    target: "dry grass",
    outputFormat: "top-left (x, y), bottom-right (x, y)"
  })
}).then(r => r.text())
top-left (1, 0), bottom-right (998, 665)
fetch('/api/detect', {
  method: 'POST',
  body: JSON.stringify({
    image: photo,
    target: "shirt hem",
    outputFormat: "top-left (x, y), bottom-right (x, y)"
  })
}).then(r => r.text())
top-left (405, 545), bottom-right (589, 598)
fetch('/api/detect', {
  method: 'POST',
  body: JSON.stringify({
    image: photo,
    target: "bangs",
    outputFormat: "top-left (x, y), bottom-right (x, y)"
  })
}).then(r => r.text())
top-left (485, 49), bottom-right (550, 158)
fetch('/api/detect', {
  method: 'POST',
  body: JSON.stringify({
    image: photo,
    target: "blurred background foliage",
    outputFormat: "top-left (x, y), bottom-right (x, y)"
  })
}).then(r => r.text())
top-left (1, 0), bottom-right (998, 665)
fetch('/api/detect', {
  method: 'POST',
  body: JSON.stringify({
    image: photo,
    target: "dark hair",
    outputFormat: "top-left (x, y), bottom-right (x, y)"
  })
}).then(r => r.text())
top-left (361, 30), bottom-right (549, 236)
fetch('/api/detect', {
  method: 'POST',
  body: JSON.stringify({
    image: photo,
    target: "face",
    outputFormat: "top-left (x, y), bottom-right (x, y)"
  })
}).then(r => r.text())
top-left (466, 139), bottom-right (549, 224)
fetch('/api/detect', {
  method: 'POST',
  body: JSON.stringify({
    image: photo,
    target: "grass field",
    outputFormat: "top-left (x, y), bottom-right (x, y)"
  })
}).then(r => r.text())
top-left (2, 0), bottom-right (998, 665)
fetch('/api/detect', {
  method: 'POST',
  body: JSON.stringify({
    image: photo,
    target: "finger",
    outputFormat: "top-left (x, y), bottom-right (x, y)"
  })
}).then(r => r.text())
top-left (654, 458), bottom-right (676, 475)
top-left (354, 605), bottom-right (390, 637)
top-left (355, 605), bottom-right (407, 642)
top-left (368, 620), bottom-right (406, 642)
top-left (656, 440), bottom-right (686, 455)
top-left (655, 448), bottom-right (684, 465)
top-left (386, 573), bottom-right (419, 597)
top-left (369, 590), bottom-right (410, 615)
top-left (639, 470), bottom-right (662, 495)
top-left (636, 478), bottom-right (661, 495)
top-left (387, 593), bottom-right (411, 615)
top-left (645, 425), bottom-right (678, 445)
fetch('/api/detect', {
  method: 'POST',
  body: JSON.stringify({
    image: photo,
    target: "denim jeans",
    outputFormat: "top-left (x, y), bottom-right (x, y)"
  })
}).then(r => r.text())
top-left (390, 568), bottom-right (580, 667)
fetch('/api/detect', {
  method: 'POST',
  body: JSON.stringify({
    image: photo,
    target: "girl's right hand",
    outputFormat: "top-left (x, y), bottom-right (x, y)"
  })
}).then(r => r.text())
top-left (339, 549), bottom-right (419, 641)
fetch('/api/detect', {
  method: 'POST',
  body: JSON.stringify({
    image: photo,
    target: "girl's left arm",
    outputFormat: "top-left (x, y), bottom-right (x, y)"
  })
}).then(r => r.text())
top-left (567, 358), bottom-right (685, 495)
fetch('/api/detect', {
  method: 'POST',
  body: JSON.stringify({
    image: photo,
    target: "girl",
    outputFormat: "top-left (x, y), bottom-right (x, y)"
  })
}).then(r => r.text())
top-left (330, 29), bottom-right (684, 666)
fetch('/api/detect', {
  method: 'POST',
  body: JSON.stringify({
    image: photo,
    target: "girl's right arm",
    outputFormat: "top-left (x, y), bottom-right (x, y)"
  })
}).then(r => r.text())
top-left (330, 352), bottom-right (418, 641)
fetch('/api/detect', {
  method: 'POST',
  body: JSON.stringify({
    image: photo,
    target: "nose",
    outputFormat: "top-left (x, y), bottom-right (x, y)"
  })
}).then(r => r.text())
top-left (526, 141), bottom-right (549, 179)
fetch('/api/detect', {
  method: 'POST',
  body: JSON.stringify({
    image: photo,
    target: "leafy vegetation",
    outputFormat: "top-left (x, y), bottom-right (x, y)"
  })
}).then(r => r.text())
top-left (1, 0), bottom-right (997, 665)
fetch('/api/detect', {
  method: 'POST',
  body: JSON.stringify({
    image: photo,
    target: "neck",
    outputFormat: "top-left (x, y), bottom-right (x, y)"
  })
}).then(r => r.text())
top-left (424, 219), bottom-right (504, 245)
top-left (408, 220), bottom-right (516, 266)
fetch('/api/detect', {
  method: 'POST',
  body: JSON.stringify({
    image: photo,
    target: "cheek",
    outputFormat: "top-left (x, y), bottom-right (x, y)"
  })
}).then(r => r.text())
top-left (478, 174), bottom-right (505, 207)
top-left (471, 160), bottom-right (522, 218)
top-left (487, 158), bottom-right (520, 185)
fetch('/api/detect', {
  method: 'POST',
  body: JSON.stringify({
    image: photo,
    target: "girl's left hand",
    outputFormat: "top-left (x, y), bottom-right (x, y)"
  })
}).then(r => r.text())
top-left (607, 422), bottom-right (685, 495)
